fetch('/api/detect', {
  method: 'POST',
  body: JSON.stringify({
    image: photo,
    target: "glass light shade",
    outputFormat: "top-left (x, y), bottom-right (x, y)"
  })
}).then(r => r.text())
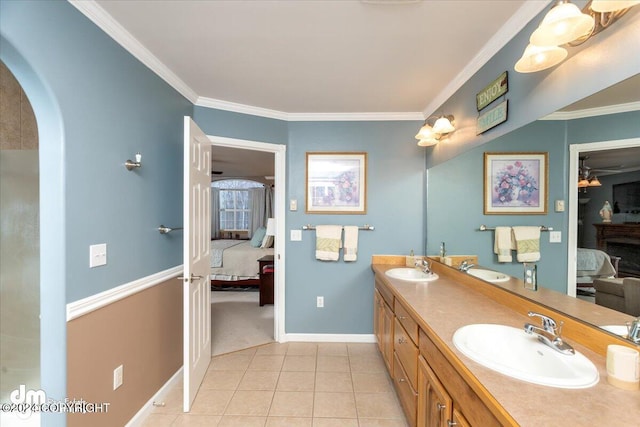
top-left (577, 178), bottom-right (590, 188)
top-left (515, 44), bottom-right (568, 73)
top-left (588, 177), bottom-right (602, 187)
top-left (591, 0), bottom-right (640, 12)
top-left (432, 117), bottom-right (455, 134)
top-left (417, 138), bottom-right (438, 147)
top-left (415, 124), bottom-right (435, 140)
top-left (530, 2), bottom-right (595, 46)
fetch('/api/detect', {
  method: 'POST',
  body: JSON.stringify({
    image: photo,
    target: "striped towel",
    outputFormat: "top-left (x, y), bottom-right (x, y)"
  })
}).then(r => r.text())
top-left (315, 225), bottom-right (342, 261)
top-left (512, 226), bottom-right (541, 262)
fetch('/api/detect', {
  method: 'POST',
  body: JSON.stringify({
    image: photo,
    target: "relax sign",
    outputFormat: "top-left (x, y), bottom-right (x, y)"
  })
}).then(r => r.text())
top-left (476, 71), bottom-right (508, 111)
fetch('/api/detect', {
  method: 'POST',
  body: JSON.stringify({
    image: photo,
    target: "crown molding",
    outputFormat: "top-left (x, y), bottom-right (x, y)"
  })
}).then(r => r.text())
top-left (196, 96), bottom-right (423, 121)
top-left (422, 0), bottom-right (551, 116)
top-left (540, 101), bottom-right (640, 120)
top-left (68, 0), bottom-right (198, 103)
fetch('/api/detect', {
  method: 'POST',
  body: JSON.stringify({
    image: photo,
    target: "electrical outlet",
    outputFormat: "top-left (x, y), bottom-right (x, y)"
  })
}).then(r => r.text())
top-left (113, 365), bottom-right (123, 390)
top-left (316, 296), bottom-right (324, 308)
top-left (549, 231), bottom-right (562, 243)
top-left (90, 243), bottom-right (107, 268)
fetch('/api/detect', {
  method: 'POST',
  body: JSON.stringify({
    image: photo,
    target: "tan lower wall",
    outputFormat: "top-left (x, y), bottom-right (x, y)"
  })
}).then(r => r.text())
top-left (67, 278), bottom-right (182, 427)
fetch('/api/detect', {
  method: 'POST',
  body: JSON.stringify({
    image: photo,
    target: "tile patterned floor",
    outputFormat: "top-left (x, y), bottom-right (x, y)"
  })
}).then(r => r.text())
top-left (143, 342), bottom-right (409, 427)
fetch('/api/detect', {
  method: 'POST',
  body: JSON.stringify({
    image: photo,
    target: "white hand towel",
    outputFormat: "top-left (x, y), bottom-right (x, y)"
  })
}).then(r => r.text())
top-left (512, 226), bottom-right (541, 262)
top-left (315, 225), bottom-right (342, 261)
top-left (343, 226), bottom-right (359, 262)
top-left (493, 226), bottom-right (514, 263)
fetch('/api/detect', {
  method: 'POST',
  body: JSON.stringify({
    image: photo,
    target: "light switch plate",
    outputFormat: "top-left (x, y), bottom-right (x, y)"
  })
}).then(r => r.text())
top-left (554, 200), bottom-right (565, 212)
top-left (290, 199), bottom-right (298, 211)
top-left (291, 229), bottom-right (302, 241)
top-left (90, 243), bottom-right (107, 268)
top-left (549, 231), bottom-right (561, 243)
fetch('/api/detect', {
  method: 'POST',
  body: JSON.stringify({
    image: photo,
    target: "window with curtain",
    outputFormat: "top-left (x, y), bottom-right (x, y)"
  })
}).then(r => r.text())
top-left (211, 180), bottom-right (264, 233)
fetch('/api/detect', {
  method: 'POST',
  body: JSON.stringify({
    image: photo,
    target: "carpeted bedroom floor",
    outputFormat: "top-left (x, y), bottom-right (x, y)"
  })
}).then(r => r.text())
top-left (211, 291), bottom-right (274, 356)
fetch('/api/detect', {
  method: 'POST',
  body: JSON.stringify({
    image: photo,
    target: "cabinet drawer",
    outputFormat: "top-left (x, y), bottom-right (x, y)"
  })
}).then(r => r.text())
top-left (394, 317), bottom-right (418, 389)
top-left (393, 351), bottom-right (417, 427)
top-left (395, 299), bottom-right (418, 344)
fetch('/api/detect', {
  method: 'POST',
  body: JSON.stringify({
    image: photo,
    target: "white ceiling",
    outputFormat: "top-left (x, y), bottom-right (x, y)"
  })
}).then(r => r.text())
top-left (87, 0), bottom-right (540, 117)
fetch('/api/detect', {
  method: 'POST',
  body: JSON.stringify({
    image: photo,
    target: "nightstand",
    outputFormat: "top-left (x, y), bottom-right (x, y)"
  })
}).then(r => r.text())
top-left (258, 255), bottom-right (274, 306)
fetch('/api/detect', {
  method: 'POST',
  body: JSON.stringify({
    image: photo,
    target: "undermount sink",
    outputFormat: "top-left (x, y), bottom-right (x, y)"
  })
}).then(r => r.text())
top-left (467, 268), bottom-right (510, 283)
top-left (385, 268), bottom-right (439, 282)
top-left (453, 324), bottom-right (599, 389)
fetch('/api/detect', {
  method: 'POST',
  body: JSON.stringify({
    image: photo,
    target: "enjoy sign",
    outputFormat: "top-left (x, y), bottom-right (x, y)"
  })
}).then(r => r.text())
top-left (476, 71), bottom-right (508, 111)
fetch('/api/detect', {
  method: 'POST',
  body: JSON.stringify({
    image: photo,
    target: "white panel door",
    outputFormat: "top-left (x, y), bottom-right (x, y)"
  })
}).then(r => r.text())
top-left (183, 117), bottom-right (211, 411)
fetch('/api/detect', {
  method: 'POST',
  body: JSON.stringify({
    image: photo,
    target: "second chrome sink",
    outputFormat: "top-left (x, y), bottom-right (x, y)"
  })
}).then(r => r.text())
top-left (453, 324), bottom-right (599, 389)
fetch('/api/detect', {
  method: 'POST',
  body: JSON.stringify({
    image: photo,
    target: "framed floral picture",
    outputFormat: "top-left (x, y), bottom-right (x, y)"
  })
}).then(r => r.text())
top-left (484, 152), bottom-right (548, 215)
top-left (306, 152), bottom-right (367, 214)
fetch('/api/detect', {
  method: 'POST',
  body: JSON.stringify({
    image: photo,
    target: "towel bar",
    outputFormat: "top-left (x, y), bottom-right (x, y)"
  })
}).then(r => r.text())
top-left (478, 224), bottom-right (553, 232)
top-left (302, 224), bottom-right (375, 231)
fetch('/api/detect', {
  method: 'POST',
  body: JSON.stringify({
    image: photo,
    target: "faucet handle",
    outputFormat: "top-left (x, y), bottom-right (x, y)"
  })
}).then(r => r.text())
top-left (528, 311), bottom-right (558, 333)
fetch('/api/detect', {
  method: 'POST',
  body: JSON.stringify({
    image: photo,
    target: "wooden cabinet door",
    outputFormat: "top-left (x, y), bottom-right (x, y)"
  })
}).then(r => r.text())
top-left (452, 408), bottom-right (471, 427)
top-left (418, 356), bottom-right (452, 427)
top-left (374, 290), bottom-right (382, 351)
top-left (381, 299), bottom-right (394, 371)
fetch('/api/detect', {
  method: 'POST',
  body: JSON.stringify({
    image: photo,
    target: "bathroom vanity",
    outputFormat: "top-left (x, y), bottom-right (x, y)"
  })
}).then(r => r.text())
top-left (372, 256), bottom-right (640, 427)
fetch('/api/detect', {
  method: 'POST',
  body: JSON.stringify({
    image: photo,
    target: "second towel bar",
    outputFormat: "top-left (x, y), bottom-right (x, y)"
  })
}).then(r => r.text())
top-left (478, 224), bottom-right (553, 232)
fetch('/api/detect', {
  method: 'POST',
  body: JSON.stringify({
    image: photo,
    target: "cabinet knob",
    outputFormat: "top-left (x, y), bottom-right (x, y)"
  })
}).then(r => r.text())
top-left (398, 337), bottom-right (407, 344)
top-left (437, 403), bottom-right (446, 411)
top-left (398, 378), bottom-right (406, 383)
top-left (398, 315), bottom-right (407, 320)
top-left (447, 421), bottom-right (458, 427)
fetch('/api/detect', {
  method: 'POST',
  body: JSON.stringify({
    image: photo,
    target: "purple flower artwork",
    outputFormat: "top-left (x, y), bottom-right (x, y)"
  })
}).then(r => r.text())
top-left (491, 159), bottom-right (540, 207)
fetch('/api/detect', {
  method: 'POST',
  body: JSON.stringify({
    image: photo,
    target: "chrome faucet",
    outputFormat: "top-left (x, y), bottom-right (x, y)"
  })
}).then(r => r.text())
top-left (458, 259), bottom-right (475, 272)
top-left (524, 311), bottom-right (575, 355)
top-left (415, 258), bottom-right (432, 274)
top-left (628, 317), bottom-right (640, 343)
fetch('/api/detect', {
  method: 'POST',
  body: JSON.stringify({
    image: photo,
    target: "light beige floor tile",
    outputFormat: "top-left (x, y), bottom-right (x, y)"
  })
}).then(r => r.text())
top-left (152, 387), bottom-right (184, 414)
top-left (190, 389), bottom-right (235, 415)
top-left (351, 371), bottom-right (393, 393)
top-left (312, 418), bottom-right (359, 427)
top-left (276, 371), bottom-right (315, 391)
top-left (247, 354), bottom-right (285, 371)
top-left (347, 343), bottom-right (379, 356)
top-left (238, 370), bottom-right (280, 390)
top-left (317, 342), bottom-right (349, 356)
top-left (266, 416), bottom-right (313, 427)
top-left (313, 392), bottom-right (357, 418)
top-left (256, 342), bottom-right (289, 355)
top-left (201, 370), bottom-right (244, 390)
top-left (315, 371), bottom-right (353, 392)
top-left (217, 415), bottom-right (267, 427)
top-left (316, 355), bottom-right (350, 372)
top-left (225, 390), bottom-right (274, 416)
top-left (227, 347), bottom-right (259, 357)
top-left (282, 355), bottom-right (317, 372)
top-left (140, 413), bottom-right (177, 427)
top-left (349, 355), bottom-right (386, 373)
top-left (357, 419), bottom-right (409, 427)
top-left (286, 342), bottom-right (318, 355)
top-left (171, 414), bottom-right (222, 426)
top-left (269, 391), bottom-right (314, 417)
top-left (210, 354), bottom-right (253, 371)
top-left (355, 392), bottom-right (404, 419)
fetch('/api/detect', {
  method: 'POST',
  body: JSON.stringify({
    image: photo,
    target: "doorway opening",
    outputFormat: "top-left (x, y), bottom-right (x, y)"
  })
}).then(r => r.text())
top-left (208, 136), bottom-right (286, 354)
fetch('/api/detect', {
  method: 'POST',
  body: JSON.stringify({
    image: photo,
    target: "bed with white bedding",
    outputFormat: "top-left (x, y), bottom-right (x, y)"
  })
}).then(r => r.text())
top-left (210, 239), bottom-right (274, 285)
top-left (576, 248), bottom-right (617, 285)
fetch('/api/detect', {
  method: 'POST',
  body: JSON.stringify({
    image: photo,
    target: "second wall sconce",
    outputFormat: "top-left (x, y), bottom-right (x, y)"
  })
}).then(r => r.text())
top-left (515, 0), bottom-right (639, 73)
top-left (125, 152), bottom-right (142, 171)
top-left (415, 115), bottom-right (455, 147)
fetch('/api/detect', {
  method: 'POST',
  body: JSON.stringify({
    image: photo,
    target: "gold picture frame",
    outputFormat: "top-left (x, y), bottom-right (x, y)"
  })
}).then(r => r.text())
top-left (306, 152), bottom-right (367, 214)
top-left (484, 152), bottom-right (548, 215)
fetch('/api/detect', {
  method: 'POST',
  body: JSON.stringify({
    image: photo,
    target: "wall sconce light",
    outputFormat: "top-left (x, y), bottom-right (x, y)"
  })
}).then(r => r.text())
top-left (515, 0), bottom-right (639, 73)
top-left (415, 115), bottom-right (455, 147)
top-left (125, 152), bottom-right (142, 171)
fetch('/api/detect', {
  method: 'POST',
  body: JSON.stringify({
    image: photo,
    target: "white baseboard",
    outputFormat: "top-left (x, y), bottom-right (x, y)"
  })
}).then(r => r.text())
top-left (283, 333), bottom-right (376, 343)
top-left (125, 367), bottom-right (183, 427)
top-left (66, 265), bottom-right (183, 321)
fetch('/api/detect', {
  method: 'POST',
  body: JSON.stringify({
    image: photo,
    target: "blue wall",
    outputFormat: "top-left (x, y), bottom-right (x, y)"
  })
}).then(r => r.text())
top-left (1, 2), bottom-right (191, 425)
top-left (427, 112), bottom-right (640, 293)
top-left (286, 121), bottom-right (425, 333)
